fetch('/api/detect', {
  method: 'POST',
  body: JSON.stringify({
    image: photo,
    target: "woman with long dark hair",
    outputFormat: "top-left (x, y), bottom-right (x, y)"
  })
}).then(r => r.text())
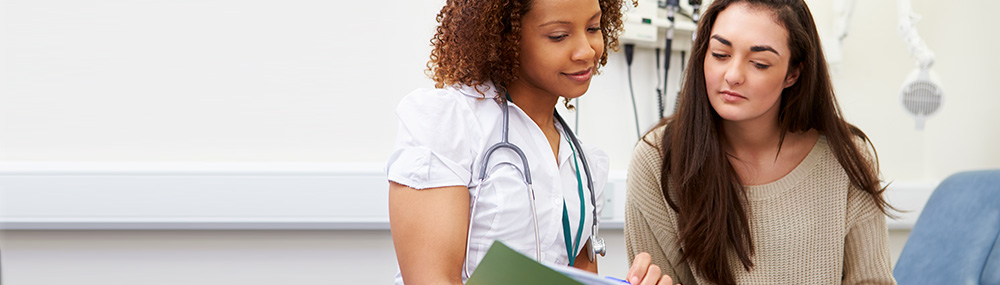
top-left (623, 0), bottom-right (896, 284)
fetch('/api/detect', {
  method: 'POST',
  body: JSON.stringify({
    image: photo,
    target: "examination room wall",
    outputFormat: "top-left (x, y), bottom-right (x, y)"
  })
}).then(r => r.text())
top-left (2, 0), bottom-right (998, 284)
top-left (5, 1), bottom-right (996, 180)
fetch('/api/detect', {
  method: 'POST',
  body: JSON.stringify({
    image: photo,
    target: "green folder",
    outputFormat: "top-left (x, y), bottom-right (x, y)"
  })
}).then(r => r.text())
top-left (467, 241), bottom-right (583, 285)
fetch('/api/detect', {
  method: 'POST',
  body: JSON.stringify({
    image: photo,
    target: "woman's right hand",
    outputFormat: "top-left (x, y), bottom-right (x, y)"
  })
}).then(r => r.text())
top-left (626, 252), bottom-right (678, 285)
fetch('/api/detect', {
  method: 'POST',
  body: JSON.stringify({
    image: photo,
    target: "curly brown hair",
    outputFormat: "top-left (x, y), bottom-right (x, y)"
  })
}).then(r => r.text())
top-left (426, 0), bottom-right (634, 94)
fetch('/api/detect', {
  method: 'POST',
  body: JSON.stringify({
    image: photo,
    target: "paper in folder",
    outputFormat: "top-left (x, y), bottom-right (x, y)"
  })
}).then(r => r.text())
top-left (466, 241), bottom-right (628, 285)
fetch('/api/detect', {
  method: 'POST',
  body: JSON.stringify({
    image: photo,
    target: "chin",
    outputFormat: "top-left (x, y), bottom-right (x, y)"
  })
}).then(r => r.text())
top-left (716, 113), bottom-right (740, 122)
top-left (713, 108), bottom-right (753, 122)
top-left (570, 86), bottom-right (591, 98)
top-left (556, 90), bottom-right (587, 100)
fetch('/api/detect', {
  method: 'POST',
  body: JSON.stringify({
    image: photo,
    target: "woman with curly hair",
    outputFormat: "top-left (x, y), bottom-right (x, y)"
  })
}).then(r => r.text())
top-left (624, 0), bottom-right (896, 284)
top-left (385, 0), bottom-right (662, 284)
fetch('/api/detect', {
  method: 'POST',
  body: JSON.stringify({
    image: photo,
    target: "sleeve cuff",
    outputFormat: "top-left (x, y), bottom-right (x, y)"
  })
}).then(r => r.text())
top-left (386, 146), bottom-right (472, 190)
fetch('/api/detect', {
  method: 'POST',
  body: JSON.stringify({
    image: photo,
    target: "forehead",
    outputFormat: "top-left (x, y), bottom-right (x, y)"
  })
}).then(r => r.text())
top-left (523, 0), bottom-right (601, 23)
top-left (710, 2), bottom-right (789, 54)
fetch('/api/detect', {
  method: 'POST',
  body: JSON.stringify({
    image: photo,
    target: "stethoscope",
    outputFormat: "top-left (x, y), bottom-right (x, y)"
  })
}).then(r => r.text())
top-left (463, 91), bottom-right (606, 278)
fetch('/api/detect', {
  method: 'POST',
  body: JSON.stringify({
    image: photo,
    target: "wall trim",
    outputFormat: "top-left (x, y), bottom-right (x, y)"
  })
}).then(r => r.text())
top-left (0, 162), bottom-right (932, 230)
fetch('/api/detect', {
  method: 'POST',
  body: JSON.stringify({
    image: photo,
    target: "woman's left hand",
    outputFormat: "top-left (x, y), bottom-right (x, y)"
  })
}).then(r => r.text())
top-left (626, 252), bottom-right (678, 285)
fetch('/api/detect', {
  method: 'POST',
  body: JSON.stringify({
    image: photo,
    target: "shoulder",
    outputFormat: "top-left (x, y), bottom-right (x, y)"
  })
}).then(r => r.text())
top-left (631, 124), bottom-right (666, 167)
top-left (395, 83), bottom-right (501, 133)
top-left (845, 183), bottom-right (885, 229)
top-left (387, 84), bottom-right (498, 189)
top-left (844, 134), bottom-right (885, 224)
top-left (627, 124), bottom-right (668, 207)
top-left (852, 133), bottom-right (878, 167)
top-left (396, 84), bottom-right (495, 117)
top-left (828, 134), bottom-right (884, 224)
top-left (834, 127), bottom-right (879, 169)
top-left (625, 125), bottom-right (681, 243)
top-left (628, 125), bottom-right (666, 188)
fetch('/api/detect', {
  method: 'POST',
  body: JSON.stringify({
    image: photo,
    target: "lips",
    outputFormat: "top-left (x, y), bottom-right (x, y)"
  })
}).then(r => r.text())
top-left (564, 68), bottom-right (593, 83)
top-left (720, 90), bottom-right (746, 102)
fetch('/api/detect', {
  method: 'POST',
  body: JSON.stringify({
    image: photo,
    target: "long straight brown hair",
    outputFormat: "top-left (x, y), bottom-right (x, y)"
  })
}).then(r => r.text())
top-left (649, 0), bottom-right (892, 283)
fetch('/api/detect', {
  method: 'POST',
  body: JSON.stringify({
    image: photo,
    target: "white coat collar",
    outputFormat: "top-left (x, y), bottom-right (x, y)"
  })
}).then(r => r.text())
top-left (453, 81), bottom-right (500, 99)
top-left (455, 80), bottom-right (575, 168)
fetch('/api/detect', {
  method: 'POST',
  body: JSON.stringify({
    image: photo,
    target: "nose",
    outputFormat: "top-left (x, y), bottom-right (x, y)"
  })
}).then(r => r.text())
top-left (571, 34), bottom-right (598, 63)
top-left (724, 59), bottom-right (745, 87)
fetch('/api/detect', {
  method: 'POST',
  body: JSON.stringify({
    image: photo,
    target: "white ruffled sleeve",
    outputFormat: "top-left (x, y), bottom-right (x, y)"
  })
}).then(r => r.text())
top-left (386, 88), bottom-right (482, 190)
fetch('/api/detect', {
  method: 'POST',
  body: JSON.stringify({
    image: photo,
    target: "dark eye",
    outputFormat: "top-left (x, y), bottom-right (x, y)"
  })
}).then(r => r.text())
top-left (753, 62), bottom-right (771, 70)
top-left (549, 34), bottom-right (568, 41)
top-left (587, 27), bottom-right (601, 33)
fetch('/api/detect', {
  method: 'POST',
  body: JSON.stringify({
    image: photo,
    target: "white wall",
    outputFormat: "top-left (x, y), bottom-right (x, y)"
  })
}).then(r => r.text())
top-left (2, 0), bottom-right (996, 177)
top-left (1, 0), bottom-right (444, 163)
top-left (1, 0), bottom-right (997, 284)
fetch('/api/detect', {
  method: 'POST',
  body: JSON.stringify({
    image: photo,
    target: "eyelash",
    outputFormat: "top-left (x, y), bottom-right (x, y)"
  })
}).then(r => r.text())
top-left (548, 27), bottom-right (602, 41)
top-left (711, 53), bottom-right (771, 70)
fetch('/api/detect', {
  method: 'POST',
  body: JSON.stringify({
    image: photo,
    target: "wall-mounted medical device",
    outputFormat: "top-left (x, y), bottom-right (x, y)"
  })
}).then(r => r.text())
top-left (620, 0), bottom-right (704, 134)
top-left (621, 0), bottom-right (699, 48)
top-left (897, 0), bottom-right (942, 130)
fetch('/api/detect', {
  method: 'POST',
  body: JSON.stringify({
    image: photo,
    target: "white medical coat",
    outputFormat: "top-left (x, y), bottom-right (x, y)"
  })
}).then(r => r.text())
top-left (386, 82), bottom-right (609, 284)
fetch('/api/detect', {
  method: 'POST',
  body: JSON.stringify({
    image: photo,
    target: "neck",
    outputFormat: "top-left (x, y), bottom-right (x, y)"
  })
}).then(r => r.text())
top-left (506, 81), bottom-right (559, 130)
top-left (721, 117), bottom-right (783, 159)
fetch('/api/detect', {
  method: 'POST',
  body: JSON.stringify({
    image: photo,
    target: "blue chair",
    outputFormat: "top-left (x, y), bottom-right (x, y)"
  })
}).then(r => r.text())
top-left (894, 170), bottom-right (1000, 285)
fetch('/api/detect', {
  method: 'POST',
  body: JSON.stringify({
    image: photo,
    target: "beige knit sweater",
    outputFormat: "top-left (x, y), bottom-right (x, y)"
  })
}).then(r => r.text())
top-left (625, 127), bottom-right (896, 284)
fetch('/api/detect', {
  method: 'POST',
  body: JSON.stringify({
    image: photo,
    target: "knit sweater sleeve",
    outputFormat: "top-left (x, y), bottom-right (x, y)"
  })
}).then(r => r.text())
top-left (625, 135), bottom-right (673, 270)
top-left (625, 129), bottom-right (697, 285)
top-left (625, 198), bottom-right (675, 278)
top-left (841, 137), bottom-right (895, 284)
top-left (842, 185), bottom-right (897, 285)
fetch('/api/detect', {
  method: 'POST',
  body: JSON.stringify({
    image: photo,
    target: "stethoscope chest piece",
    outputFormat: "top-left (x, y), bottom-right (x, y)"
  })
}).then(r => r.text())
top-left (588, 234), bottom-right (606, 262)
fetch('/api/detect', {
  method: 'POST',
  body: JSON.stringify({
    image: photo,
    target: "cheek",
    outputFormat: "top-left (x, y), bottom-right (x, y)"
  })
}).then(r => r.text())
top-left (749, 74), bottom-right (787, 110)
top-left (519, 48), bottom-right (562, 82)
top-left (518, 40), bottom-right (547, 73)
top-left (758, 72), bottom-right (789, 97)
top-left (703, 61), bottom-right (721, 87)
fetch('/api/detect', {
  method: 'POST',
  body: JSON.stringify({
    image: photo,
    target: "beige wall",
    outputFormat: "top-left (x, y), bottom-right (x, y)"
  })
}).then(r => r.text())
top-left (810, 0), bottom-right (1000, 182)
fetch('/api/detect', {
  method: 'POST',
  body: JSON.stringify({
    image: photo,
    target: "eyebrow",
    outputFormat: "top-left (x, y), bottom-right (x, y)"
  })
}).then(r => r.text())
top-left (539, 11), bottom-right (602, 27)
top-left (711, 35), bottom-right (732, 46)
top-left (711, 35), bottom-right (780, 56)
top-left (750, 45), bottom-right (780, 56)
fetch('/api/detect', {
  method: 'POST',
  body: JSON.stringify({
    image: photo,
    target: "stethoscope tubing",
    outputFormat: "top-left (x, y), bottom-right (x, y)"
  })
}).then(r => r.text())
top-left (476, 97), bottom-right (532, 184)
top-left (553, 111), bottom-right (599, 238)
top-left (463, 97), bottom-right (599, 279)
top-left (465, 162), bottom-right (538, 279)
